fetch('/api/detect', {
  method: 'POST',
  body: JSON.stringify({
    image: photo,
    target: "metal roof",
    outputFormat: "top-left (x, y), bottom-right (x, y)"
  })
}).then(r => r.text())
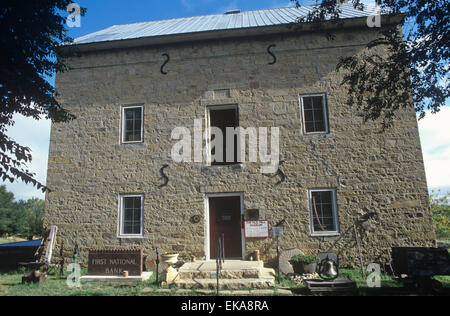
top-left (73, 4), bottom-right (378, 45)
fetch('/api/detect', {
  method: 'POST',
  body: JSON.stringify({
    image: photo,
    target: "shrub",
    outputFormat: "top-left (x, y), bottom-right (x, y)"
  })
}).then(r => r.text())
top-left (430, 192), bottom-right (450, 240)
top-left (290, 255), bottom-right (317, 264)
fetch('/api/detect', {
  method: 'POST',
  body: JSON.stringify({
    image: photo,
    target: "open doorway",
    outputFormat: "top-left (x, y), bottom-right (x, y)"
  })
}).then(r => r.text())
top-left (206, 193), bottom-right (244, 260)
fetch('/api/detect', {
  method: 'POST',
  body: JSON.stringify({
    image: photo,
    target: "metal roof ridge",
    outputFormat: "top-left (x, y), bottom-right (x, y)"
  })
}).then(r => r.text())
top-left (70, 4), bottom-right (385, 47)
top-left (92, 5), bottom-right (303, 29)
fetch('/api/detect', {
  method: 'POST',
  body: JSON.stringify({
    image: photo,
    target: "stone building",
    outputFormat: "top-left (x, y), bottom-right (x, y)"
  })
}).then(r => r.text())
top-left (45, 4), bottom-right (436, 267)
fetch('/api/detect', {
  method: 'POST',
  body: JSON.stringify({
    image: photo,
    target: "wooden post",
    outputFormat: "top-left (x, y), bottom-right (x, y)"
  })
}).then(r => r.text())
top-left (155, 247), bottom-right (160, 285)
top-left (59, 240), bottom-right (65, 278)
top-left (44, 225), bottom-right (58, 264)
top-left (353, 224), bottom-right (366, 279)
top-left (277, 236), bottom-right (281, 284)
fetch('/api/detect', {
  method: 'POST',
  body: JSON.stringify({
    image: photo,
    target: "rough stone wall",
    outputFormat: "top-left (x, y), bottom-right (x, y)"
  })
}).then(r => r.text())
top-left (45, 26), bottom-right (436, 268)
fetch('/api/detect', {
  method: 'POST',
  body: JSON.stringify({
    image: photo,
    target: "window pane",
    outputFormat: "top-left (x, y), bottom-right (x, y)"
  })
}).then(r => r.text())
top-left (302, 96), bottom-right (327, 133)
top-left (124, 197), bottom-right (134, 209)
top-left (303, 97), bottom-right (313, 110)
top-left (134, 209), bottom-right (141, 221)
top-left (305, 122), bottom-right (315, 133)
top-left (134, 118), bottom-right (142, 132)
top-left (132, 223), bottom-right (141, 235)
top-left (124, 223), bottom-right (133, 235)
top-left (322, 218), bottom-right (335, 231)
top-left (125, 110), bottom-right (134, 119)
top-left (311, 191), bottom-right (336, 233)
top-left (125, 119), bottom-right (134, 132)
top-left (123, 107), bottom-right (143, 142)
top-left (124, 210), bottom-right (133, 221)
top-left (319, 191), bottom-right (332, 203)
top-left (314, 109), bottom-right (324, 120)
top-left (127, 131), bottom-right (141, 142)
top-left (134, 109), bottom-right (142, 120)
top-left (312, 96), bottom-right (323, 108)
top-left (315, 121), bottom-right (325, 132)
top-left (122, 196), bottom-right (142, 235)
top-left (304, 109), bottom-right (314, 122)
top-left (125, 131), bottom-right (133, 142)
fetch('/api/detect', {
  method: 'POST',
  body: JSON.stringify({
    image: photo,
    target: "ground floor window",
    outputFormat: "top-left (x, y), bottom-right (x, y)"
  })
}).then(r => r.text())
top-left (308, 189), bottom-right (339, 236)
top-left (119, 194), bottom-right (144, 237)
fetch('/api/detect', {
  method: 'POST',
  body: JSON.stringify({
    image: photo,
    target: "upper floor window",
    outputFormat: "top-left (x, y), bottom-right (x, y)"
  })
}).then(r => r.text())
top-left (301, 94), bottom-right (329, 134)
top-left (207, 105), bottom-right (239, 166)
top-left (122, 105), bottom-right (143, 143)
top-left (308, 188), bottom-right (339, 236)
top-left (119, 194), bottom-right (144, 237)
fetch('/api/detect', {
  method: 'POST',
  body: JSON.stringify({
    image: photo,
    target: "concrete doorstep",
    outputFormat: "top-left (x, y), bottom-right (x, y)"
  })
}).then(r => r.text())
top-left (175, 260), bottom-right (277, 290)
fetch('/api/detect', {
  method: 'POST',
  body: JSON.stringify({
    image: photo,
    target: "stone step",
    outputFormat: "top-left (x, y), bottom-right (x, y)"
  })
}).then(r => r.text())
top-left (177, 261), bottom-right (274, 280)
top-left (179, 268), bottom-right (261, 279)
top-left (175, 278), bottom-right (275, 290)
top-left (175, 260), bottom-right (276, 289)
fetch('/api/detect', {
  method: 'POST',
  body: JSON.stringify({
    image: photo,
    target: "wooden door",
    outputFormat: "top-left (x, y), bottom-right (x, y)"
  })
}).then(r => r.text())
top-left (209, 196), bottom-right (242, 259)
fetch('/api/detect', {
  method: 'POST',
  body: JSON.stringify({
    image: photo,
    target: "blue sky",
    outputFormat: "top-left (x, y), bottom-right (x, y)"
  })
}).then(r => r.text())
top-left (4, 0), bottom-right (449, 200)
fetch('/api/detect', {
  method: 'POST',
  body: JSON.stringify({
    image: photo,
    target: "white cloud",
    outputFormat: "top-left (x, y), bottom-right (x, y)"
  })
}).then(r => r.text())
top-left (418, 106), bottom-right (450, 192)
top-left (2, 114), bottom-right (51, 201)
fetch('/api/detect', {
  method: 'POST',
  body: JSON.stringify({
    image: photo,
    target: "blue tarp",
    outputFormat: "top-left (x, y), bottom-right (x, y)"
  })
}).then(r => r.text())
top-left (0, 239), bottom-right (42, 247)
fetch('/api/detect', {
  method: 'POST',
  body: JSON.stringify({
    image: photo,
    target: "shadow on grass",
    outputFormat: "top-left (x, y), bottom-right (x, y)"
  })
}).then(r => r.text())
top-left (291, 284), bottom-right (450, 296)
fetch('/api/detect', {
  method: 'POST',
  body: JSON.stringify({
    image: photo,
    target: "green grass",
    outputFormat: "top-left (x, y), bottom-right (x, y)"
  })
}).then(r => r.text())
top-left (0, 268), bottom-right (165, 296)
top-left (434, 275), bottom-right (450, 287)
top-left (437, 239), bottom-right (450, 250)
top-left (0, 267), bottom-right (449, 296)
top-left (274, 268), bottom-right (450, 296)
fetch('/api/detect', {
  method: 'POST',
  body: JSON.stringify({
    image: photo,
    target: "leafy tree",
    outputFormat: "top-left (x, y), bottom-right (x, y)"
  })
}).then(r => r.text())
top-left (7, 199), bottom-right (29, 237)
top-left (0, 185), bottom-right (45, 239)
top-left (0, 1), bottom-right (85, 191)
top-left (430, 192), bottom-right (450, 240)
top-left (23, 198), bottom-right (45, 238)
top-left (0, 185), bottom-right (15, 236)
top-left (292, 0), bottom-right (449, 129)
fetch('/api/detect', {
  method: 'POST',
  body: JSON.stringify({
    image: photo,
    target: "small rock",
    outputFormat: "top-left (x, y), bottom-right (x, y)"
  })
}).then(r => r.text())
top-left (276, 289), bottom-right (292, 295)
top-left (250, 289), bottom-right (274, 295)
top-left (231, 290), bottom-right (250, 295)
top-left (140, 287), bottom-right (154, 293)
top-left (196, 289), bottom-right (215, 295)
top-left (175, 289), bottom-right (192, 295)
top-left (289, 273), bottom-right (320, 285)
top-left (279, 249), bottom-right (305, 274)
top-left (155, 289), bottom-right (172, 293)
top-left (218, 290), bottom-right (232, 295)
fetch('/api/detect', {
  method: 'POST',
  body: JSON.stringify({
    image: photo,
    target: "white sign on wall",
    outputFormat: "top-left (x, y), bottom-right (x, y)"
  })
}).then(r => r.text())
top-left (271, 226), bottom-right (283, 237)
top-left (244, 220), bottom-right (269, 238)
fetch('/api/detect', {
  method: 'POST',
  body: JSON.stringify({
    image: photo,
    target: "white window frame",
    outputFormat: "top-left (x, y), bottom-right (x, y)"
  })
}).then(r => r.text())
top-left (205, 104), bottom-right (240, 166)
top-left (118, 194), bottom-right (144, 238)
top-left (300, 94), bottom-right (329, 134)
top-left (121, 105), bottom-right (144, 144)
top-left (308, 188), bottom-right (339, 236)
